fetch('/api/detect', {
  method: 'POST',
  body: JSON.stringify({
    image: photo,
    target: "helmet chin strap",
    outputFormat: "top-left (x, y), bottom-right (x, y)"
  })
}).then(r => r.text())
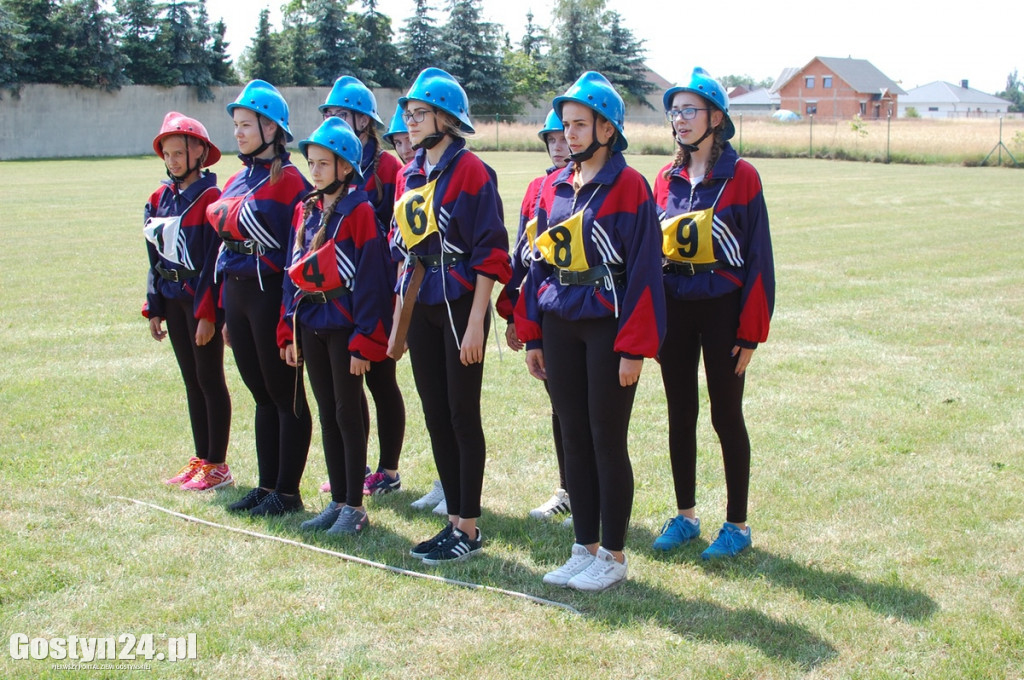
top-left (166, 142), bottom-right (203, 186)
top-left (245, 116), bottom-right (274, 159)
top-left (675, 115), bottom-right (715, 152)
top-left (306, 158), bottom-right (351, 202)
top-left (568, 112), bottom-right (612, 164)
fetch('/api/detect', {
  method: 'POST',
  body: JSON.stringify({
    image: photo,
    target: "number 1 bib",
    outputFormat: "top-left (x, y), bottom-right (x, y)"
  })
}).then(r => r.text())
top-left (394, 179), bottom-right (440, 248)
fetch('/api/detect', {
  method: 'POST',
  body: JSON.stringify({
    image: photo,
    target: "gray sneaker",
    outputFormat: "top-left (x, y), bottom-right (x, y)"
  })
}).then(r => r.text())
top-left (300, 501), bottom-right (342, 531)
top-left (326, 505), bottom-right (369, 535)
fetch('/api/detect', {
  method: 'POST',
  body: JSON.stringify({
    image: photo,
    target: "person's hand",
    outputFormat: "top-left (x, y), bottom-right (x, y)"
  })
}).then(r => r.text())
top-left (195, 319), bottom-right (215, 347)
top-left (460, 319), bottom-right (485, 365)
top-left (283, 343), bottom-right (302, 367)
top-left (619, 357), bottom-right (643, 387)
top-left (732, 346), bottom-right (754, 376)
top-left (350, 357), bottom-right (371, 376)
top-left (149, 317), bottom-right (166, 341)
top-left (505, 323), bottom-right (523, 351)
top-left (525, 348), bottom-right (546, 381)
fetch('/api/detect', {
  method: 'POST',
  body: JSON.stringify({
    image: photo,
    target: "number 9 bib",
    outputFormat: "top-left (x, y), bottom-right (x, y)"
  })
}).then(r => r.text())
top-left (661, 207), bottom-right (716, 264)
top-left (534, 211), bottom-right (591, 272)
top-left (395, 179), bottom-right (440, 248)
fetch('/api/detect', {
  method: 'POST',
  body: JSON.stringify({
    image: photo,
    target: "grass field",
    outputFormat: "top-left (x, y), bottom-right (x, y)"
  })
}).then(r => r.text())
top-left (1, 151), bottom-right (1023, 679)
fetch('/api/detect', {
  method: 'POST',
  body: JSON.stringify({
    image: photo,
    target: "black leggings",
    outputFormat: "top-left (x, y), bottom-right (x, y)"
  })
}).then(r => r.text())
top-left (542, 380), bottom-right (566, 489)
top-left (163, 294), bottom-right (231, 464)
top-left (364, 358), bottom-right (405, 471)
top-left (407, 295), bottom-right (489, 519)
top-left (224, 275), bottom-right (311, 494)
top-left (543, 314), bottom-right (637, 552)
top-left (659, 290), bottom-right (750, 524)
top-left (300, 326), bottom-right (367, 508)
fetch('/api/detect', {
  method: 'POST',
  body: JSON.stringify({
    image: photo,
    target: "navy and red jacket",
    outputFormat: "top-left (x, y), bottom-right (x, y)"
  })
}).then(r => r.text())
top-left (514, 152), bottom-right (666, 360)
top-left (652, 142), bottom-right (775, 349)
top-left (207, 152), bottom-right (311, 282)
top-left (496, 168), bottom-right (555, 322)
top-left (142, 172), bottom-right (222, 323)
top-left (389, 138), bottom-right (511, 305)
top-left (356, 137), bottom-right (402, 233)
top-left (280, 189), bottom-right (394, 362)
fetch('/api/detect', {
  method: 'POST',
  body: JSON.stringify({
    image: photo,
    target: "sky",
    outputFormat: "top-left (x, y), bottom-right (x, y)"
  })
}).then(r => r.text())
top-left (206, 0), bottom-right (1022, 96)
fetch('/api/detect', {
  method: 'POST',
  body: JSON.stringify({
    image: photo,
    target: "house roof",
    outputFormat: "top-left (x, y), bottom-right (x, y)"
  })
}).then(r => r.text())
top-left (902, 81), bottom-right (1011, 106)
top-left (774, 57), bottom-right (907, 96)
top-left (729, 88), bottom-right (780, 106)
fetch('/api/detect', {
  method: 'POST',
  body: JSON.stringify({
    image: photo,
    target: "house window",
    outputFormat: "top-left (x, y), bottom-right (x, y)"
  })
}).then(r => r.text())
top-left (928, 106), bottom-right (939, 111)
top-left (860, 102), bottom-right (866, 116)
top-left (806, 103), bottom-right (817, 115)
top-left (805, 76), bottom-right (815, 88)
top-left (823, 76), bottom-right (833, 89)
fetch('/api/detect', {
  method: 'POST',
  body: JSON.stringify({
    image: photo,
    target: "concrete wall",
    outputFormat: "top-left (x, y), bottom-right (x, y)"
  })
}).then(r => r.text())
top-left (1, 84), bottom-right (665, 160)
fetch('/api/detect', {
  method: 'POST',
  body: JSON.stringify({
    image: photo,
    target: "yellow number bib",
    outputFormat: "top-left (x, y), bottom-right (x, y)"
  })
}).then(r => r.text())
top-left (535, 211), bottom-right (591, 272)
top-left (395, 179), bottom-right (440, 248)
top-left (661, 207), bottom-right (716, 264)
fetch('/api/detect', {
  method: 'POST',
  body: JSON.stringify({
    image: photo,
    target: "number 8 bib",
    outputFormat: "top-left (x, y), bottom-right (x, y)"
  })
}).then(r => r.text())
top-left (534, 210), bottom-right (591, 272)
top-left (395, 179), bottom-right (440, 248)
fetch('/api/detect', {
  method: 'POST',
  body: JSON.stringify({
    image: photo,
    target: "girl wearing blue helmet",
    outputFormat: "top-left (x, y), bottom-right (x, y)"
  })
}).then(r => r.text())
top-left (383, 108), bottom-right (415, 165)
top-left (497, 109), bottom-right (572, 523)
top-left (207, 80), bottom-right (314, 517)
top-left (515, 72), bottom-right (666, 591)
top-left (650, 68), bottom-right (775, 559)
top-left (282, 117), bottom-right (397, 535)
top-left (318, 76), bottom-right (407, 500)
top-left (389, 68), bottom-right (512, 565)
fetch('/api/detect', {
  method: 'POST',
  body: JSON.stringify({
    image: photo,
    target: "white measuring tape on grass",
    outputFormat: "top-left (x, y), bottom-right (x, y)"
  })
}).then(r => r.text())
top-left (114, 496), bottom-right (580, 615)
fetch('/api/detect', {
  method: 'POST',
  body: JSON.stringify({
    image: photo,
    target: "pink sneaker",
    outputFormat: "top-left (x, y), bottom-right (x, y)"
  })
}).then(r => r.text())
top-left (165, 457), bottom-right (204, 485)
top-left (319, 480), bottom-right (331, 493)
top-left (181, 463), bottom-right (234, 491)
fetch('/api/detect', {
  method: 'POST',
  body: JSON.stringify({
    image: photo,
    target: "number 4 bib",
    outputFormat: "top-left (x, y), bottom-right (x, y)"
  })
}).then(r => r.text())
top-left (395, 179), bottom-right (440, 248)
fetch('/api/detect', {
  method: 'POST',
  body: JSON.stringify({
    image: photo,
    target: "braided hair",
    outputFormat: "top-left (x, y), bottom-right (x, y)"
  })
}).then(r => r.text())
top-left (662, 118), bottom-right (727, 184)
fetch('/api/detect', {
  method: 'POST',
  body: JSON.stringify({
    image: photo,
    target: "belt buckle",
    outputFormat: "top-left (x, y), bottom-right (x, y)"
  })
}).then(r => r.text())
top-left (168, 269), bottom-right (181, 282)
top-left (678, 261), bottom-right (696, 276)
top-left (306, 291), bottom-right (327, 304)
top-left (557, 269), bottom-right (574, 285)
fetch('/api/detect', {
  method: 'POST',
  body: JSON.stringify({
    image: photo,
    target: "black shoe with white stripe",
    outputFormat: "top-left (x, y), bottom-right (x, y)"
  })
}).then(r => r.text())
top-left (421, 527), bottom-right (482, 564)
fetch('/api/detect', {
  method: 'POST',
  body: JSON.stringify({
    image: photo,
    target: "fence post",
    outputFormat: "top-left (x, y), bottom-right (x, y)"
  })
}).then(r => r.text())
top-left (809, 114), bottom-right (814, 157)
top-left (496, 114), bottom-right (500, 149)
top-left (738, 114), bottom-right (743, 155)
top-left (886, 108), bottom-right (892, 164)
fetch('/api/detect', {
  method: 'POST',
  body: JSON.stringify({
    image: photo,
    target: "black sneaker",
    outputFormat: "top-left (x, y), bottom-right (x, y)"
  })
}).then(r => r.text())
top-left (421, 528), bottom-right (482, 565)
top-left (410, 522), bottom-right (454, 559)
top-left (249, 491), bottom-right (304, 517)
top-left (227, 487), bottom-right (269, 512)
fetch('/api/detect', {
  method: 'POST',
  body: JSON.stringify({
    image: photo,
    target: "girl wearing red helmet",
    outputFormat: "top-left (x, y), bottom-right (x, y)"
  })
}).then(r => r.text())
top-left (146, 112), bottom-right (233, 492)
top-left (650, 68), bottom-right (775, 560)
top-left (515, 72), bottom-right (666, 591)
top-left (389, 68), bottom-right (512, 565)
top-left (207, 80), bottom-right (314, 517)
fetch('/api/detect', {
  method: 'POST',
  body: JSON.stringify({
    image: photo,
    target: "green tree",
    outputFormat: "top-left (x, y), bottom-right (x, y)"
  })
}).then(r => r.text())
top-left (308, 0), bottom-right (364, 85)
top-left (438, 0), bottom-right (510, 116)
top-left (5, 0), bottom-right (66, 83)
top-left (597, 10), bottom-right (652, 107)
top-left (207, 18), bottom-right (237, 85)
top-left (116, 0), bottom-right (163, 85)
top-left (57, 0), bottom-right (129, 89)
top-left (547, 0), bottom-right (608, 91)
top-left (719, 74), bottom-right (774, 89)
top-left (398, 0), bottom-right (439, 82)
top-left (241, 7), bottom-right (285, 83)
top-left (153, 0), bottom-right (216, 98)
top-left (355, 0), bottom-right (404, 88)
top-left (279, 3), bottom-right (315, 87)
top-left (0, 4), bottom-right (27, 91)
top-left (996, 69), bottom-right (1024, 113)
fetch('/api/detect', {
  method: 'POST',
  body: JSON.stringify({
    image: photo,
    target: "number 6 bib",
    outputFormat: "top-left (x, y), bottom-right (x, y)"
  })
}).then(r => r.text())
top-left (395, 179), bottom-right (440, 248)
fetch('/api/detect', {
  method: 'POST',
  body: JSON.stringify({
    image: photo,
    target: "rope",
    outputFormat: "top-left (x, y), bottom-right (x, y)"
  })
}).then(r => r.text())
top-left (112, 496), bottom-right (581, 616)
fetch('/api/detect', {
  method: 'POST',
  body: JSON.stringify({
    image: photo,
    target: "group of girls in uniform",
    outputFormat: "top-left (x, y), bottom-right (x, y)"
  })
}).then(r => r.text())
top-left (144, 64), bottom-right (774, 590)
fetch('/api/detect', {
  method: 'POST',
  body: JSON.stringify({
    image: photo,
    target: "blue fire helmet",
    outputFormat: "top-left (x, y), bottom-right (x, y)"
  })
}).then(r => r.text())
top-left (398, 68), bottom-right (474, 135)
top-left (298, 117), bottom-right (365, 185)
top-left (663, 67), bottom-right (735, 141)
top-left (552, 71), bottom-right (628, 152)
top-left (227, 79), bottom-right (293, 142)
top-left (320, 76), bottom-right (386, 130)
top-left (537, 109), bottom-right (564, 144)
top-left (383, 108), bottom-right (408, 145)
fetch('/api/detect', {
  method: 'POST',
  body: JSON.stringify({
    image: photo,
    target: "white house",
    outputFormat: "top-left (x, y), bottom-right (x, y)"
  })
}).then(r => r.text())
top-left (899, 81), bottom-right (1012, 118)
top-left (728, 87), bottom-right (780, 117)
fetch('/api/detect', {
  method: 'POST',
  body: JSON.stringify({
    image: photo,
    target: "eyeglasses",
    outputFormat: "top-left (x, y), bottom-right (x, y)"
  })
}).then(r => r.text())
top-left (401, 108), bottom-right (434, 124)
top-left (322, 108), bottom-right (353, 121)
top-left (665, 107), bottom-right (710, 122)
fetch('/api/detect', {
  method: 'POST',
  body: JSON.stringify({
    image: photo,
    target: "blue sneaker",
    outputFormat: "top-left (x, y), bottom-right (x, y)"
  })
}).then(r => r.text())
top-left (701, 523), bottom-right (751, 560)
top-left (652, 515), bottom-right (701, 551)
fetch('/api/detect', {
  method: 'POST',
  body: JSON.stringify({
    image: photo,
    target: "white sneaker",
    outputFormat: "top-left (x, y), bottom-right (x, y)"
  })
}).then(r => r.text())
top-left (566, 547), bottom-right (628, 592)
top-left (431, 497), bottom-right (448, 516)
top-left (529, 488), bottom-right (571, 520)
top-left (542, 544), bottom-right (596, 587)
top-left (562, 514), bottom-right (573, 528)
top-left (411, 480), bottom-right (445, 510)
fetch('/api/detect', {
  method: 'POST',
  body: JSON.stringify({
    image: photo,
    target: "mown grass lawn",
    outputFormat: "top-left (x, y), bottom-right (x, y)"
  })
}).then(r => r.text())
top-left (1, 152), bottom-right (1022, 679)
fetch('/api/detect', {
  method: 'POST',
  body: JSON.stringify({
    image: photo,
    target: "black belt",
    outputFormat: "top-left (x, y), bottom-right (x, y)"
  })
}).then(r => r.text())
top-left (222, 238), bottom-right (259, 255)
top-left (663, 261), bottom-right (721, 276)
top-left (557, 264), bottom-right (625, 287)
top-left (155, 263), bottom-right (199, 282)
top-left (407, 252), bottom-right (467, 268)
top-left (301, 285), bottom-right (350, 303)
